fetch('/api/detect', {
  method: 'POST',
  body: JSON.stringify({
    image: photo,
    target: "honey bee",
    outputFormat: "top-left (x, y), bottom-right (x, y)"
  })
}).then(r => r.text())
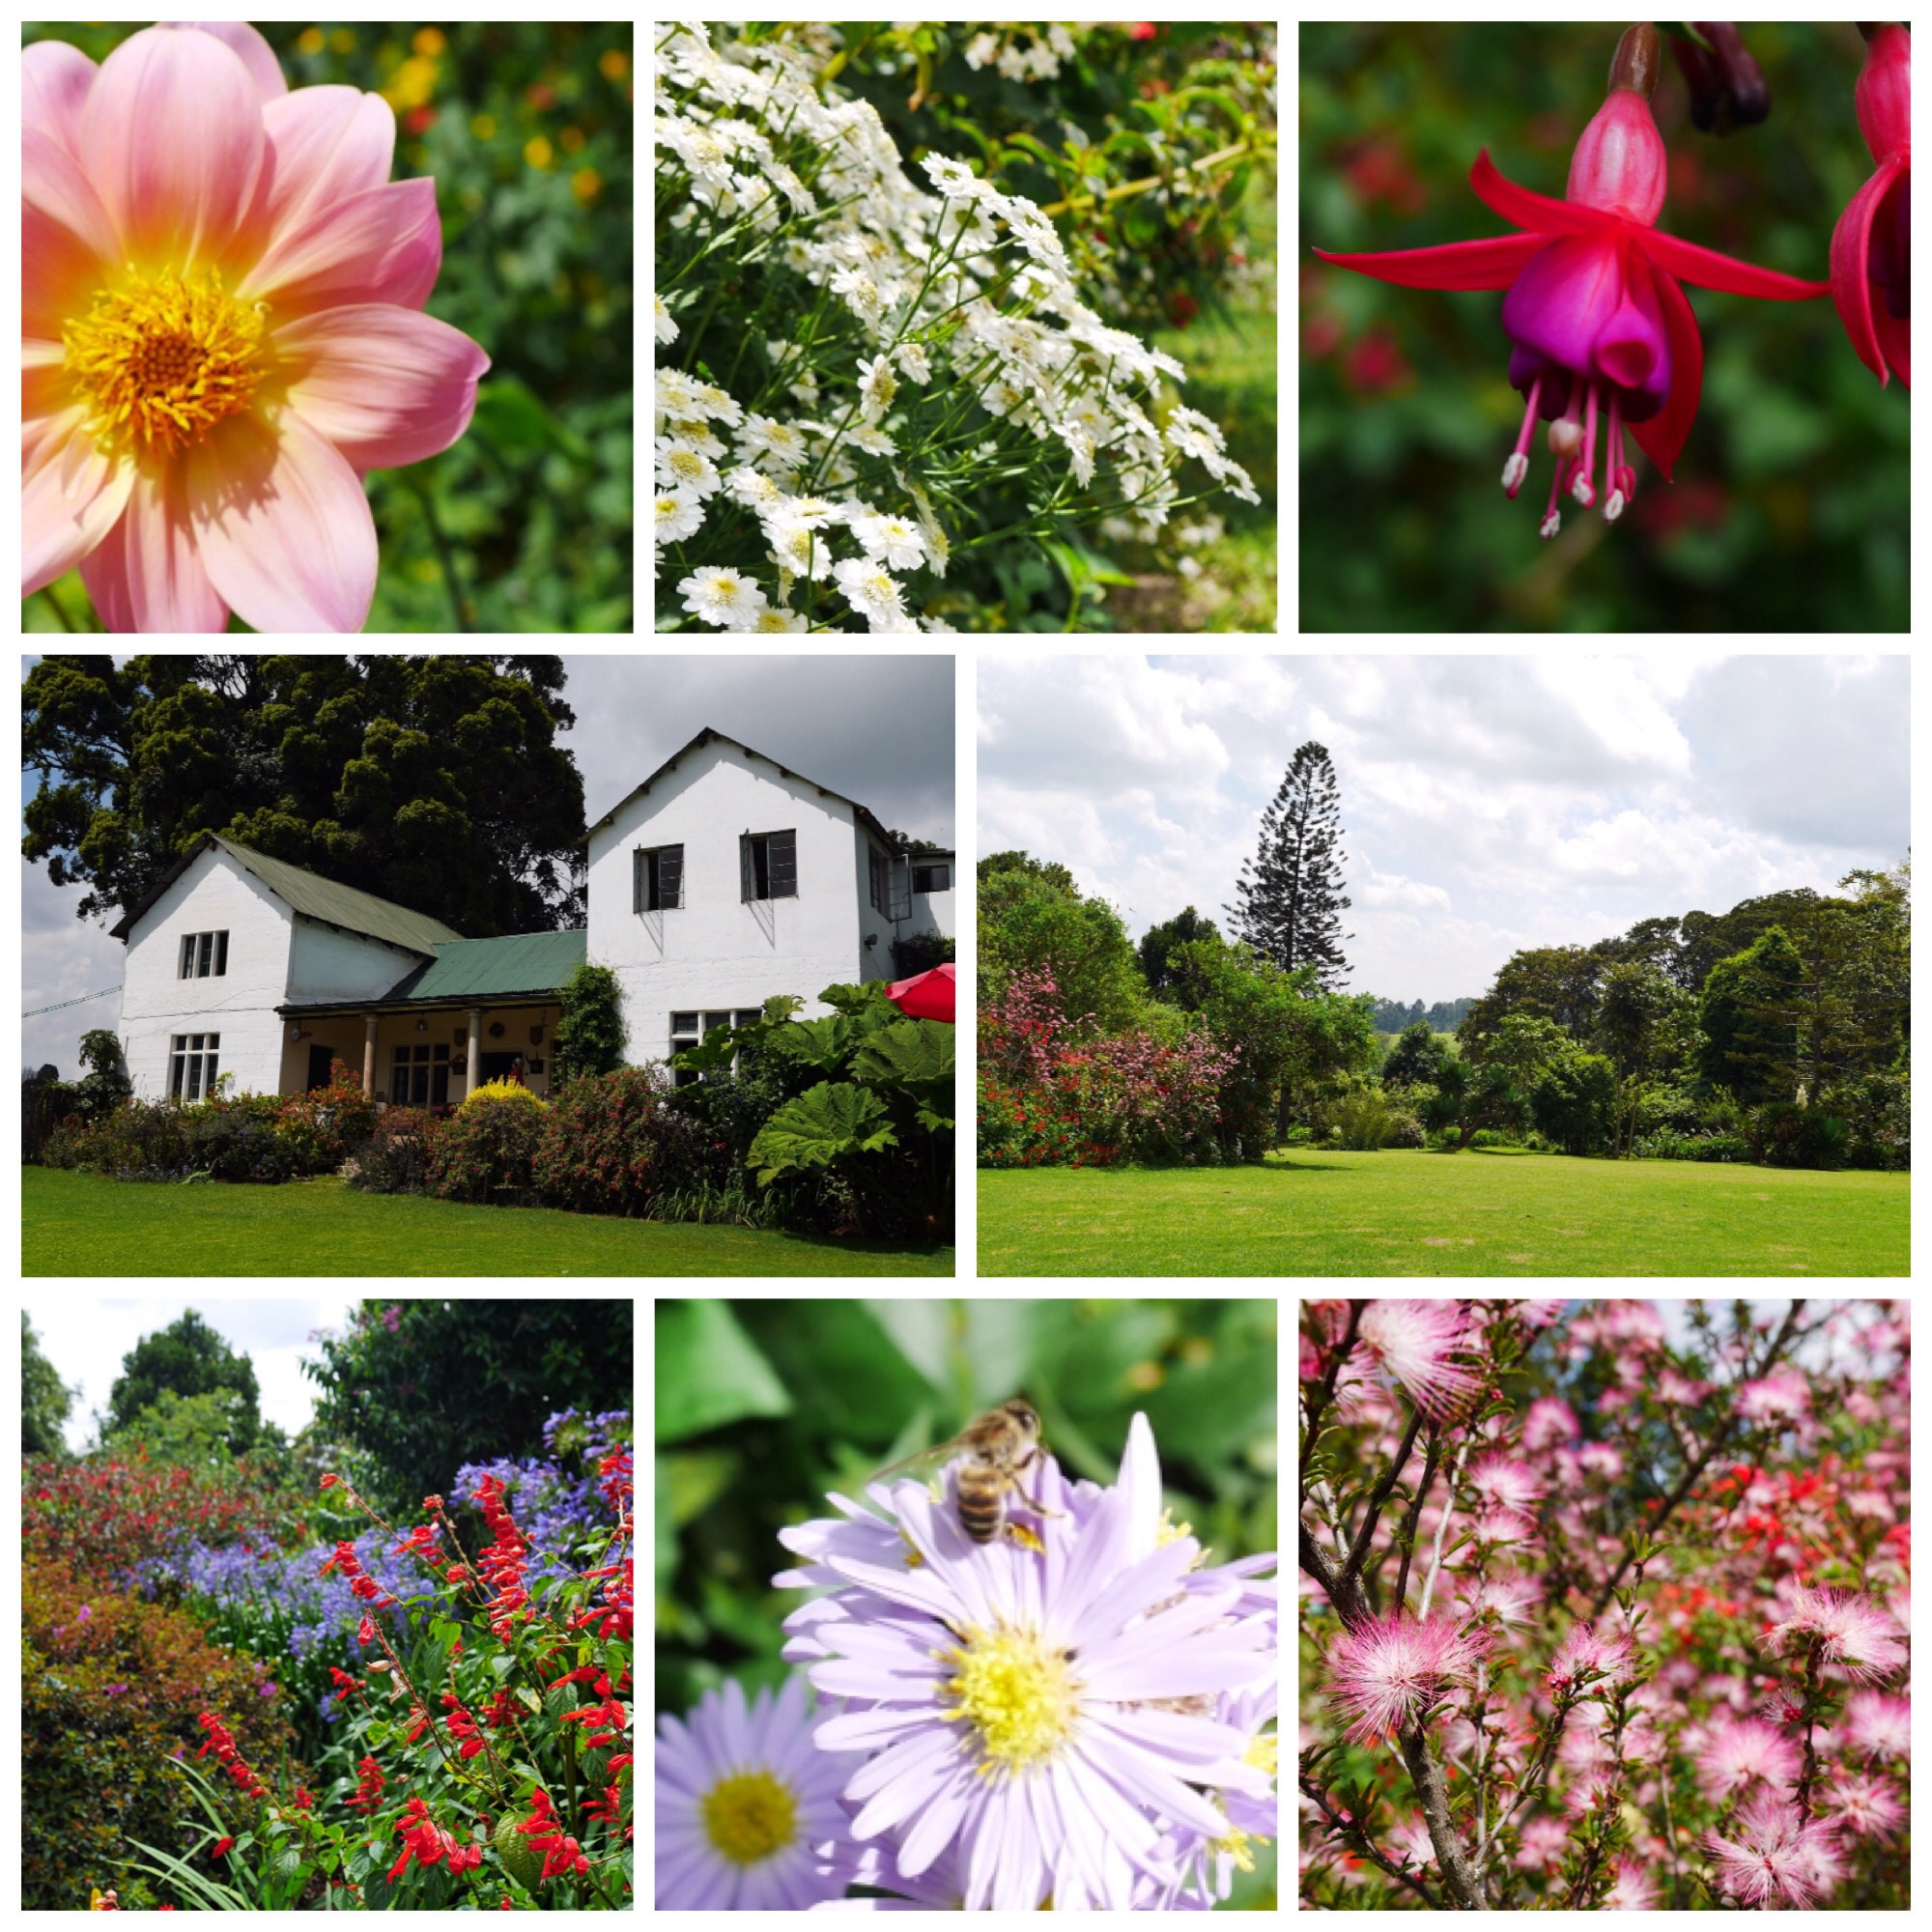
top-left (873, 1399), bottom-right (1059, 1544)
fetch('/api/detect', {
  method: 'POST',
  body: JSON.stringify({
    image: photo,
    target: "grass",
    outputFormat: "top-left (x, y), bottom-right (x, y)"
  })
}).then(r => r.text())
top-left (23, 1167), bottom-right (952, 1278)
top-left (978, 1148), bottom-right (1908, 1277)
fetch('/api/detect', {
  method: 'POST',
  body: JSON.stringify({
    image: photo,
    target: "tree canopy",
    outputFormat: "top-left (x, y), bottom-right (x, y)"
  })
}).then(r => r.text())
top-left (22, 1315), bottom-right (76, 1459)
top-left (106, 1309), bottom-right (261, 1457)
top-left (978, 857), bottom-right (1145, 1032)
top-left (22, 655), bottom-right (585, 935)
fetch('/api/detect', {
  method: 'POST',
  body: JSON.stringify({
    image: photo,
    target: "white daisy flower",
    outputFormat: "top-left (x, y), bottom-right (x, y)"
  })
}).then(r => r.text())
top-left (743, 607), bottom-right (810, 633)
top-left (723, 466), bottom-right (786, 514)
top-left (831, 556), bottom-right (907, 624)
top-left (1165, 405), bottom-right (1228, 461)
top-left (653, 295), bottom-right (679, 346)
top-left (856, 354), bottom-right (898, 417)
top-left (779, 493), bottom-right (843, 529)
top-left (920, 154), bottom-right (983, 199)
top-left (654, 436), bottom-right (723, 498)
top-left (830, 264), bottom-right (885, 325)
top-left (677, 567), bottom-right (768, 628)
top-left (963, 31), bottom-right (999, 71)
top-left (1055, 421), bottom-right (1096, 489)
top-left (894, 338), bottom-right (932, 384)
top-left (845, 423), bottom-right (897, 456)
top-left (654, 487), bottom-right (706, 546)
top-left (763, 514), bottom-right (838, 581)
top-left (849, 511), bottom-right (925, 572)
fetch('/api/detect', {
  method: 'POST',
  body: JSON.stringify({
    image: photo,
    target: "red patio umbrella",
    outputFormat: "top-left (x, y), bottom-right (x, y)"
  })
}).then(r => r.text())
top-left (885, 962), bottom-right (954, 1022)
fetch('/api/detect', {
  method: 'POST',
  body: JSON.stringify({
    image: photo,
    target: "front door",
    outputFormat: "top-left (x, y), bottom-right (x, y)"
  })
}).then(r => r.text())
top-left (307, 1044), bottom-right (338, 1091)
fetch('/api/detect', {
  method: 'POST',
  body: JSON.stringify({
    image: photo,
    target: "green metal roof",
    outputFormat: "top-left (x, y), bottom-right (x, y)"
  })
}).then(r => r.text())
top-left (382, 928), bottom-right (587, 1002)
top-left (112, 834), bottom-right (465, 954)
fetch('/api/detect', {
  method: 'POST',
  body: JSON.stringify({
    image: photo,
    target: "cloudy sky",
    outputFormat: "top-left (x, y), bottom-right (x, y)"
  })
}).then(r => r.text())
top-left (978, 653), bottom-right (1909, 1006)
top-left (22, 651), bottom-right (955, 1076)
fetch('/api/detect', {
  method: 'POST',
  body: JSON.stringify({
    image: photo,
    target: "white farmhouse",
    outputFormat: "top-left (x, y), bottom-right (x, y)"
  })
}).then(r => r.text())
top-left (108, 728), bottom-right (952, 1103)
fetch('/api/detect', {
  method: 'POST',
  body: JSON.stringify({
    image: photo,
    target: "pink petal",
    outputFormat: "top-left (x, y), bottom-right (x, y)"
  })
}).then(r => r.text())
top-left (80, 463), bottom-right (231, 633)
top-left (257, 86), bottom-right (397, 239)
top-left (157, 20), bottom-right (288, 100)
top-left (23, 418), bottom-right (135, 596)
top-left (1829, 157), bottom-right (1908, 387)
top-left (24, 341), bottom-right (75, 429)
top-left (1627, 256), bottom-right (1704, 483)
top-left (185, 411), bottom-right (377, 632)
top-left (1637, 226), bottom-right (1834, 300)
top-left (276, 305), bottom-right (490, 467)
top-left (237, 178), bottom-right (443, 318)
top-left (23, 37), bottom-right (97, 154)
top-left (23, 126), bottom-right (120, 339)
top-left (1313, 232), bottom-right (1546, 293)
top-left (78, 24), bottom-right (267, 272)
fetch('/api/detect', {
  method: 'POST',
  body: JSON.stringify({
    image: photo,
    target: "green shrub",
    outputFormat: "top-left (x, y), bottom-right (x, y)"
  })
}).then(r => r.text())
top-left (346, 1106), bottom-right (442, 1195)
top-left (1383, 1109), bottom-right (1426, 1151)
top-left (274, 1060), bottom-right (379, 1168)
top-left (532, 1065), bottom-right (733, 1215)
top-left (428, 1094), bottom-right (546, 1206)
top-left (1632, 1130), bottom-right (1750, 1162)
top-left (1467, 1127), bottom-right (1520, 1150)
top-left (23, 1552), bottom-right (304, 1911)
top-left (1329, 1090), bottom-right (1397, 1151)
top-left (184, 1094), bottom-right (300, 1182)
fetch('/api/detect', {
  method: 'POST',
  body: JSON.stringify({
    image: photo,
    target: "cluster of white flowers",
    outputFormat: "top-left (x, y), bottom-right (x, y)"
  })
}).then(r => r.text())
top-left (962, 22), bottom-right (1076, 82)
top-left (653, 19), bottom-right (1258, 633)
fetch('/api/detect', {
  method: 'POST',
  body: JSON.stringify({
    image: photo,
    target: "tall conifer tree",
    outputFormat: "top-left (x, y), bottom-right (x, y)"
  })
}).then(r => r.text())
top-left (1227, 740), bottom-right (1353, 988)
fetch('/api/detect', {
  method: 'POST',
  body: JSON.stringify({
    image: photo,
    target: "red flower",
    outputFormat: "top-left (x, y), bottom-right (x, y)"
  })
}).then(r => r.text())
top-left (1830, 24), bottom-right (1911, 388)
top-left (1128, 22), bottom-right (1156, 42)
top-left (210, 1836), bottom-right (234, 1858)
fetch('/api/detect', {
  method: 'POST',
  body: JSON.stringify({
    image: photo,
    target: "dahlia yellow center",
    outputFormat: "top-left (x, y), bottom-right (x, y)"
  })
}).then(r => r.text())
top-left (698, 1770), bottom-right (798, 1866)
top-left (942, 1625), bottom-right (1080, 1772)
top-left (63, 266), bottom-right (268, 460)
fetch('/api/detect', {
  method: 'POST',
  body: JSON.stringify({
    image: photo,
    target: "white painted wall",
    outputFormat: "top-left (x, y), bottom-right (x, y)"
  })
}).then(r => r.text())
top-left (586, 737), bottom-right (876, 1067)
top-left (119, 846), bottom-right (296, 1098)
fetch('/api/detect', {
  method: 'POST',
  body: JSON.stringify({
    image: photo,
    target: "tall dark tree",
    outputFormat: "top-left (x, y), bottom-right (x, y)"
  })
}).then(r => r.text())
top-left (23, 1315), bottom-right (77, 1458)
top-left (22, 655), bottom-right (584, 935)
top-left (1697, 924), bottom-right (1804, 1104)
top-left (1226, 741), bottom-right (1352, 988)
top-left (1139, 906), bottom-right (1221, 1007)
top-left (106, 1309), bottom-right (261, 1456)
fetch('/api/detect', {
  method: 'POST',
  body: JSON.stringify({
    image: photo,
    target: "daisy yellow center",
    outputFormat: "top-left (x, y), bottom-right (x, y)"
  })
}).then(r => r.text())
top-left (64, 266), bottom-right (269, 460)
top-left (942, 1626), bottom-right (1080, 1773)
top-left (698, 1770), bottom-right (797, 1866)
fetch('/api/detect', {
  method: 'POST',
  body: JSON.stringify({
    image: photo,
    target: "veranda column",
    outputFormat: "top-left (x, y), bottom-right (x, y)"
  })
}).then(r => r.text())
top-left (362, 1014), bottom-right (379, 1093)
top-left (467, 1009), bottom-right (482, 1094)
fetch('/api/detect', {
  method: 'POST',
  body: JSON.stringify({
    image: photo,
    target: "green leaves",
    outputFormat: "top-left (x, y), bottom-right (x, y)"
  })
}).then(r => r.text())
top-left (749, 1081), bottom-right (898, 1184)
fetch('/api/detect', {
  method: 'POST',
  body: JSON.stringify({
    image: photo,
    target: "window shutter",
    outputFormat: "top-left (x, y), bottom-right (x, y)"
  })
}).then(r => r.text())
top-left (215, 930), bottom-right (229, 976)
top-left (633, 846), bottom-right (643, 914)
top-left (771, 830), bottom-right (798, 897)
top-left (661, 845), bottom-right (684, 909)
top-left (740, 835), bottom-right (754, 901)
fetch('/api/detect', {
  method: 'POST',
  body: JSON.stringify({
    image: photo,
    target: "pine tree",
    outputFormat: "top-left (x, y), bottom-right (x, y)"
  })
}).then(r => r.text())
top-left (1227, 741), bottom-right (1353, 987)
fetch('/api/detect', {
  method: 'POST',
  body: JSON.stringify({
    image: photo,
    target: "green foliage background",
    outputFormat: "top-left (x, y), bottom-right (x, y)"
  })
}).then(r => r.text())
top-left (656, 1295), bottom-right (1279, 1908)
top-left (1300, 22), bottom-right (1909, 632)
top-left (24, 20), bottom-right (634, 634)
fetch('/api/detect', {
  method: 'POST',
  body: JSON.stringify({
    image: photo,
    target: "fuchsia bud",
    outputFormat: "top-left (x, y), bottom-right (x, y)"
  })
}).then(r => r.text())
top-left (1568, 24), bottom-right (1668, 222)
top-left (1671, 23), bottom-right (1772, 137)
top-left (1856, 23), bottom-right (1912, 159)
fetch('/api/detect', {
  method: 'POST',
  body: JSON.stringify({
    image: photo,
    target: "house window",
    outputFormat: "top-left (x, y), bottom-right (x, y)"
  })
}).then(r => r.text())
top-left (740, 830), bottom-right (798, 901)
top-left (868, 845), bottom-right (889, 915)
top-left (168, 1032), bottom-right (220, 1100)
top-left (634, 843), bottom-right (684, 912)
top-left (914, 861), bottom-right (951, 894)
top-left (177, 929), bottom-right (229, 979)
top-left (668, 1008), bottom-right (764, 1086)
top-left (391, 1042), bottom-right (451, 1106)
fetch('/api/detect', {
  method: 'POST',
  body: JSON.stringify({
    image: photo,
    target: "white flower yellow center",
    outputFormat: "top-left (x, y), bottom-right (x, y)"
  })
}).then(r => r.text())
top-left (941, 1625), bottom-right (1081, 1772)
top-left (709, 573), bottom-right (749, 605)
top-left (666, 448), bottom-right (705, 481)
top-left (699, 1770), bottom-right (798, 1865)
top-left (64, 266), bottom-right (268, 460)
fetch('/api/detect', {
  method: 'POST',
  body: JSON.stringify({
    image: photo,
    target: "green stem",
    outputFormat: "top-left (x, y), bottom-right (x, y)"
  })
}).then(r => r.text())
top-left (408, 472), bottom-right (471, 632)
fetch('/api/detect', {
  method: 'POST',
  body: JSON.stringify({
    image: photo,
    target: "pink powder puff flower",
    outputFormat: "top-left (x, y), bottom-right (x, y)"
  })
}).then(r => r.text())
top-left (1467, 1453), bottom-right (1544, 1516)
top-left (1839, 1690), bottom-right (1911, 1759)
top-left (1763, 1585), bottom-right (1909, 1684)
top-left (23, 21), bottom-right (489, 631)
top-left (1736, 1369), bottom-right (1811, 1423)
top-left (1522, 1396), bottom-right (1580, 1453)
top-left (1821, 1772), bottom-right (1904, 1842)
top-left (1546, 1618), bottom-right (1635, 1695)
top-left (1513, 1813), bottom-right (1570, 1872)
top-left (1705, 1794), bottom-right (1844, 1909)
top-left (1324, 1613), bottom-right (1487, 1748)
top-left (1603, 1854), bottom-right (1657, 1910)
top-left (1356, 1299), bottom-right (1485, 1420)
top-left (1694, 1716), bottom-right (1801, 1804)
top-left (1455, 1570), bottom-right (1544, 1631)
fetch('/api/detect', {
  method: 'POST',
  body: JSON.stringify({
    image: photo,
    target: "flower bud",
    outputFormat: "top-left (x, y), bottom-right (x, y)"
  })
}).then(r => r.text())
top-left (1670, 23), bottom-right (1772, 136)
top-left (1566, 27), bottom-right (1668, 223)
top-left (1856, 24), bottom-right (1911, 164)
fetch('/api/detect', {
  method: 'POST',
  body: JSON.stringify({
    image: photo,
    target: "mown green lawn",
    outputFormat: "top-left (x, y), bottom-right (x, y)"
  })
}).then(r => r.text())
top-left (23, 1168), bottom-right (952, 1278)
top-left (979, 1149), bottom-right (1907, 1277)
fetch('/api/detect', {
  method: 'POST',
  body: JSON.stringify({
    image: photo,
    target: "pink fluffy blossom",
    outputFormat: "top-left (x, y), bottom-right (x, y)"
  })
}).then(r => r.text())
top-left (1820, 1771), bottom-right (1904, 1840)
top-left (1737, 1370), bottom-right (1811, 1424)
top-left (1521, 1396), bottom-right (1579, 1452)
top-left (1603, 1853), bottom-right (1658, 1909)
top-left (1546, 1618), bottom-right (1635, 1694)
top-left (1356, 1299), bottom-right (1485, 1420)
top-left (1467, 1452), bottom-right (1544, 1515)
top-left (1693, 1716), bottom-right (1801, 1804)
top-left (1762, 1585), bottom-right (1909, 1684)
top-left (1704, 1795), bottom-right (1844, 1909)
top-left (1838, 1690), bottom-right (1911, 1759)
top-left (1324, 1613), bottom-right (1487, 1747)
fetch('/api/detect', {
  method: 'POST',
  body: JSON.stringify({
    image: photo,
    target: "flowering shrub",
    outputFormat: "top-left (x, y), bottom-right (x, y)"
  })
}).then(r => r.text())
top-left (1299, 1297), bottom-right (1909, 1910)
top-left (530, 1065), bottom-right (730, 1216)
top-left (654, 20), bottom-right (1262, 633)
top-left (345, 1105), bottom-right (443, 1196)
top-left (274, 1062), bottom-right (382, 1168)
top-left (427, 1094), bottom-right (547, 1207)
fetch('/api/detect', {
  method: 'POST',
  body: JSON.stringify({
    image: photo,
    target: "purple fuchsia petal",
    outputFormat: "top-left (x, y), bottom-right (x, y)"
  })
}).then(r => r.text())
top-left (1500, 234), bottom-right (1634, 379)
top-left (1590, 248), bottom-right (1672, 418)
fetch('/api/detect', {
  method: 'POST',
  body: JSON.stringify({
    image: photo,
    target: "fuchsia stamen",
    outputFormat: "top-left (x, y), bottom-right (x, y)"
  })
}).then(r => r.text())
top-left (1502, 372), bottom-right (1544, 497)
top-left (1575, 382), bottom-right (1601, 506)
top-left (1605, 390), bottom-right (1628, 520)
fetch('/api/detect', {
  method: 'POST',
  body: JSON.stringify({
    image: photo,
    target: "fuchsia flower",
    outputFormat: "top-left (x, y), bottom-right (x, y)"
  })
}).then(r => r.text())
top-left (22, 21), bottom-right (490, 631)
top-left (1324, 1613), bottom-right (1487, 1748)
top-left (1315, 24), bottom-right (1832, 538)
top-left (1830, 23), bottom-right (1910, 388)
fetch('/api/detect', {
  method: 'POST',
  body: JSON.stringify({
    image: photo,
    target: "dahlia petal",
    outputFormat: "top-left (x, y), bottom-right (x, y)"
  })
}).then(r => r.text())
top-left (80, 463), bottom-right (231, 633)
top-left (1314, 232), bottom-right (1546, 292)
top-left (22, 127), bottom-right (120, 339)
top-left (23, 37), bottom-right (97, 154)
top-left (157, 20), bottom-right (289, 100)
top-left (1637, 225), bottom-right (1835, 300)
top-left (258, 86), bottom-right (398, 239)
top-left (186, 412), bottom-right (377, 632)
top-left (1830, 158), bottom-right (1908, 386)
top-left (275, 305), bottom-right (490, 467)
top-left (1468, 148), bottom-right (1614, 239)
top-left (78, 24), bottom-right (267, 271)
top-left (23, 417), bottom-right (135, 596)
top-left (237, 177), bottom-right (443, 317)
top-left (1627, 257), bottom-right (1703, 482)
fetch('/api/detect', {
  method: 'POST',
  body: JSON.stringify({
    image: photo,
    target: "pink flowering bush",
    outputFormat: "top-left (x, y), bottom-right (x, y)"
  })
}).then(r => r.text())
top-left (1300, 1297), bottom-right (1909, 1909)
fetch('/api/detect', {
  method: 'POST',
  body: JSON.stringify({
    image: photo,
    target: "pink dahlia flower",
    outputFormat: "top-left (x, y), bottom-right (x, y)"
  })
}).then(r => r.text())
top-left (1323, 1613), bottom-right (1487, 1748)
top-left (23, 21), bottom-right (490, 631)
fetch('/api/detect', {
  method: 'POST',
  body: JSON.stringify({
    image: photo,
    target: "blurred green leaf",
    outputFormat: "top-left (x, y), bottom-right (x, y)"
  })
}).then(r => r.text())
top-left (655, 1301), bottom-right (791, 1441)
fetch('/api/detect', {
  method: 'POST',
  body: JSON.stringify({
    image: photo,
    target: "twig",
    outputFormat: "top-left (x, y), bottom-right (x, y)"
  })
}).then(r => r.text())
top-left (1298, 1774), bottom-right (1446, 1910)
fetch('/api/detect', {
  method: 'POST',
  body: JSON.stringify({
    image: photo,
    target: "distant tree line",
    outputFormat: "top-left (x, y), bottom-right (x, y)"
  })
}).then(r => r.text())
top-left (1367, 996), bottom-right (1477, 1035)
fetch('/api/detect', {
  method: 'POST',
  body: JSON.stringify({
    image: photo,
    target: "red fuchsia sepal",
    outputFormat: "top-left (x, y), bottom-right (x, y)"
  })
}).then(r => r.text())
top-left (1830, 24), bottom-right (1910, 388)
top-left (1314, 23), bottom-right (1833, 537)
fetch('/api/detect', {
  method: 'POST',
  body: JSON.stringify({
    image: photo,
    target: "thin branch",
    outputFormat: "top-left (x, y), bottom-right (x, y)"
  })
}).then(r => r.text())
top-left (1400, 1724), bottom-right (1485, 1909)
top-left (1342, 1400), bottom-right (1426, 1584)
top-left (1298, 1774), bottom-right (1447, 1910)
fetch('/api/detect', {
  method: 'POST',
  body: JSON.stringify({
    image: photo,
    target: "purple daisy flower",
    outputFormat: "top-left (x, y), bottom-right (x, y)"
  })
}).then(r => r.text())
top-left (655, 1673), bottom-right (866, 1910)
top-left (777, 1413), bottom-right (1276, 1911)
